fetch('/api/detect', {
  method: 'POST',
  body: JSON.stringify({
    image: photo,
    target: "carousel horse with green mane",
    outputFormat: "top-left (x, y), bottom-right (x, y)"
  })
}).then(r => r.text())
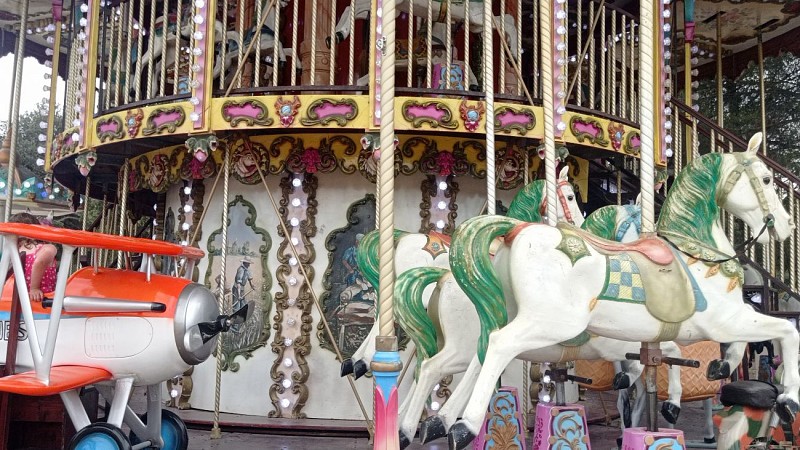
top-left (444, 133), bottom-right (797, 450)
top-left (393, 192), bottom-right (691, 447)
top-left (341, 167), bottom-right (582, 380)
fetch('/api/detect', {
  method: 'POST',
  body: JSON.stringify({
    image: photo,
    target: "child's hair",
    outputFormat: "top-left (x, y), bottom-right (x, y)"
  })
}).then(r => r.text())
top-left (9, 212), bottom-right (41, 225)
top-left (8, 212), bottom-right (41, 247)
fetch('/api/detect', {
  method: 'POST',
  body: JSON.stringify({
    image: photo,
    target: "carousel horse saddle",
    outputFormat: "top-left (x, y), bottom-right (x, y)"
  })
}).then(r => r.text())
top-left (578, 229), bottom-right (674, 266)
top-left (720, 381), bottom-right (782, 409)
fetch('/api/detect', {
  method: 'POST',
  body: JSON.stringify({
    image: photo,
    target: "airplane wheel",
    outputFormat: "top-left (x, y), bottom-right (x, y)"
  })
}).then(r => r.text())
top-left (69, 423), bottom-right (132, 450)
top-left (129, 409), bottom-right (189, 450)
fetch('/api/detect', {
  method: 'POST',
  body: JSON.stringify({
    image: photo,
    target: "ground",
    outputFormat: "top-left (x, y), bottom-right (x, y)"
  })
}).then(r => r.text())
top-left (183, 390), bottom-right (715, 450)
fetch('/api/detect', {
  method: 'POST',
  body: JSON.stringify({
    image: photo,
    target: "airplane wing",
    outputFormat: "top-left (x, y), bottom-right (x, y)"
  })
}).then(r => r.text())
top-left (0, 224), bottom-right (204, 260)
top-left (0, 365), bottom-right (112, 396)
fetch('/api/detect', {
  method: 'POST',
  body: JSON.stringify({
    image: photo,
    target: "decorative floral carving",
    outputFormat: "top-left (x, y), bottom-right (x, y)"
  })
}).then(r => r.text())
top-left (126, 108), bottom-right (144, 137)
top-left (142, 106), bottom-right (186, 136)
top-left (459, 100), bottom-right (485, 132)
top-left (75, 151), bottom-right (97, 177)
top-left (624, 131), bottom-right (642, 155)
top-left (179, 147), bottom-right (217, 181)
top-left (269, 174), bottom-right (317, 418)
top-left (419, 144), bottom-right (469, 178)
top-left (608, 122), bottom-right (626, 152)
top-left (275, 96), bottom-right (301, 127)
top-left (230, 135), bottom-right (269, 184)
top-left (495, 106), bottom-right (536, 135)
top-left (495, 145), bottom-right (525, 190)
top-left (548, 408), bottom-right (589, 450)
top-left (286, 139), bottom-right (338, 174)
top-left (300, 98), bottom-right (358, 127)
top-left (481, 389), bottom-right (525, 450)
top-left (569, 116), bottom-right (609, 146)
top-left (222, 99), bottom-right (274, 127)
top-left (420, 175), bottom-right (459, 235)
top-left (96, 116), bottom-right (124, 143)
top-left (357, 133), bottom-right (399, 183)
top-left (401, 100), bottom-right (458, 129)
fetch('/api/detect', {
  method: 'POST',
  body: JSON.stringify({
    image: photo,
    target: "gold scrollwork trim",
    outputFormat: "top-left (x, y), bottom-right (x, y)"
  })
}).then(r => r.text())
top-left (401, 100), bottom-right (458, 129)
top-left (494, 106), bottom-right (536, 135)
top-left (569, 116), bottom-right (610, 146)
top-left (96, 116), bottom-right (125, 143)
top-left (142, 106), bottom-right (186, 136)
top-left (300, 98), bottom-right (358, 127)
top-left (221, 99), bottom-right (274, 127)
top-left (624, 132), bottom-right (641, 156)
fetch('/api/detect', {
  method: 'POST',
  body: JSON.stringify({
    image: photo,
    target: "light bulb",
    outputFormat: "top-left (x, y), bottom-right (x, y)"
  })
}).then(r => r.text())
top-left (288, 277), bottom-right (298, 286)
top-left (291, 198), bottom-right (301, 207)
top-left (431, 401), bottom-right (441, 411)
top-left (36, 158), bottom-right (45, 166)
top-left (292, 178), bottom-right (302, 187)
top-left (665, 135), bottom-right (673, 144)
top-left (191, 64), bottom-right (201, 72)
top-left (666, 148), bottom-right (674, 157)
top-left (45, 48), bottom-right (54, 56)
top-left (663, 9), bottom-right (670, 18)
top-left (80, 17), bottom-right (87, 26)
top-left (183, 186), bottom-right (192, 195)
top-left (438, 181), bottom-right (448, 190)
top-left (72, 119), bottom-right (81, 127)
top-left (184, 205), bottom-right (193, 213)
top-left (283, 358), bottom-right (293, 367)
top-left (287, 298), bottom-right (296, 306)
top-left (557, 122), bottom-right (567, 131)
top-left (437, 201), bottom-right (447, 210)
top-left (39, 121), bottom-right (47, 129)
top-left (556, 10), bottom-right (566, 19)
top-left (194, 0), bottom-right (205, 7)
top-left (542, 394), bottom-right (551, 403)
top-left (663, 37), bottom-right (671, 46)
top-left (663, 23), bottom-right (671, 32)
top-left (556, 106), bottom-right (567, 115)
top-left (190, 112), bottom-right (200, 121)
top-left (291, 237), bottom-right (299, 245)
top-left (189, 97), bottom-right (200, 105)
top-left (280, 398), bottom-right (291, 408)
top-left (193, 15), bottom-right (204, 24)
top-left (290, 217), bottom-right (300, 227)
top-left (80, 3), bottom-right (89, 12)
top-left (71, 132), bottom-right (80, 141)
top-left (556, 26), bottom-right (567, 35)
top-left (289, 257), bottom-right (298, 266)
top-left (435, 220), bottom-right (445, 229)
top-left (543, 375), bottom-right (551, 384)
top-left (282, 379), bottom-right (292, 388)
top-left (193, 31), bottom-right (204, 40)
top-left (664, 120), bottom-right (672, 130)
top-left (192, 47), bottom-right (202, 56)
top-left (182, 223), bottom-right (190, 231)
top-left (664, 107), bottom-right (672, 115)
top-left (556, 42), bottom-right (566, 52)
top-left (37, 146), bottom-right (46, 154)
top-left (284, 338), bottom-right (293, 347)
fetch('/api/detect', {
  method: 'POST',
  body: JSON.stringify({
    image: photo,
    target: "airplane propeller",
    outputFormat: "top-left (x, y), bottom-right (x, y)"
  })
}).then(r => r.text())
top-left (196, 301), bottom-right (253, 344)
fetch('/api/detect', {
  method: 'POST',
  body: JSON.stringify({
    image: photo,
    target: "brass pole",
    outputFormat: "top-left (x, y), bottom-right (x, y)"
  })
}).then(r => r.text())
top-left (684, 40), bottom-right (693, 162)
top-left (757, 31), bottom-right (767, 155)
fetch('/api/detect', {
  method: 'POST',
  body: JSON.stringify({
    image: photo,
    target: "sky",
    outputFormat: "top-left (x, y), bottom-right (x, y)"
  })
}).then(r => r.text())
top-left (0, 54), bottom-right (66, 124)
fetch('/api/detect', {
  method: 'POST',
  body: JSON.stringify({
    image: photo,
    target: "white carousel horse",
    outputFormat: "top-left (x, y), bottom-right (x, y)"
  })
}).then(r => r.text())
top-left (445, 133), bottom-right (797, 449)
top-left (342, 168), bottom-right (582, 379)
top-left (395, 203), bottom-right (690, 446)
top-left (328, 0), bottom-right (519, 59)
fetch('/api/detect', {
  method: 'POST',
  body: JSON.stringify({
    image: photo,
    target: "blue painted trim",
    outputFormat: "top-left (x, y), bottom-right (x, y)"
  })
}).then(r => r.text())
top-left (373, 351), bottom-right (401, 406)
top-left (0, 312), bottom-right (83, 320)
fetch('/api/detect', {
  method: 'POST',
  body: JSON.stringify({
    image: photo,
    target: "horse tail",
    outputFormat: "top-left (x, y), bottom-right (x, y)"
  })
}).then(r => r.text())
top-left (450, 215), bottom-right (522, 363)
top-left (356, 229), bottom-right (381, 290)
top-left (394, 266), bottom-right (448, 374)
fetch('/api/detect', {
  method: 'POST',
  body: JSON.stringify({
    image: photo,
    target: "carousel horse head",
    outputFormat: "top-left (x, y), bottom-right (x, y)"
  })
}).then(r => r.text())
top-left (718, 133), bottom-right (794, 244)
top-left (507, 166), bottom-right (584, 227)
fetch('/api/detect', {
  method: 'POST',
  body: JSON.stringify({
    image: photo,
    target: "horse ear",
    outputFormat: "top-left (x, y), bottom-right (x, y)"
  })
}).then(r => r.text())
top-left (746, 132), bottom-right (762, 155)
top-left (558, 166), bottom-right (569, 182)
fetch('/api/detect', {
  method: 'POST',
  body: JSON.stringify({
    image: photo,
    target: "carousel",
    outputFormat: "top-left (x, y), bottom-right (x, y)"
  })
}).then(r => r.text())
top-left (0, 0), bottom-right (799, 448)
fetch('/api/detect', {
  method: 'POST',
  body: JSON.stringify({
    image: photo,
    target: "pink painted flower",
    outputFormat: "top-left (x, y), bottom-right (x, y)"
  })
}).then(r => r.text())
top-left (302, 148), bottom-right (321, 173)
top-left (436, 152), bottom-right (455, 177)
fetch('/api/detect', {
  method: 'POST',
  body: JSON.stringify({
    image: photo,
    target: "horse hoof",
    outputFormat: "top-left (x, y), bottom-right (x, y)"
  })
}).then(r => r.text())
top-left (353, 360), bottom-right (369, 379)
top-left (447, 421), bottom-right (477, 450)
top-left (613, 372), bottom-right (631, 390)
top-left (703, 437), bottom-right (716, 444)
top-left (706, 359), bottom-right (731, 381)
top-left (616, 437), bottom-right (623, 449)
top-left (660, 402), bottom-right (681, 424)
top-left (399, 431), bottom-right (411, 450)
top-left (340, 359), bottom-right (354, 377)
top-left (776, 397), bottom-right (799, 424)
top-left (419, 415), bottom-right (447, 443)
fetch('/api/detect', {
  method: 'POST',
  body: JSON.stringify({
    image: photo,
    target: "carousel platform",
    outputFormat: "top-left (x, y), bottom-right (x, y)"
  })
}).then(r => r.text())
top-left (176, 391), bottom-right (715, 449)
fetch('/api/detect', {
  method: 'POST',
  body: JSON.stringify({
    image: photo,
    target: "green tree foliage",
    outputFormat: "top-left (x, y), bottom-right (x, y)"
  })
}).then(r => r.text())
top-left (696, 52), bottom-right (800, 173)
top-left (0, 99), bottom-right (64, 181)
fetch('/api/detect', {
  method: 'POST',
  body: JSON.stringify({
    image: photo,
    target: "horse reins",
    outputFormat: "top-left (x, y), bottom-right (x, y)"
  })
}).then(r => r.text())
top-left (664, 154), bottom-right (775, 265)
top-left (539, 180), bottom-right (575, 225)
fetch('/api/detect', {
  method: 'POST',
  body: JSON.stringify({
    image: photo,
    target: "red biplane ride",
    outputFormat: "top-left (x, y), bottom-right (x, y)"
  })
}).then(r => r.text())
top-left (0, 223), bottom-right (247, 450)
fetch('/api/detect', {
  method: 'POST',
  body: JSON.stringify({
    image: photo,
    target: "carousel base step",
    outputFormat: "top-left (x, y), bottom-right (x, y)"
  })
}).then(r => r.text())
top-left (175, 408), bottom-right (370, 438)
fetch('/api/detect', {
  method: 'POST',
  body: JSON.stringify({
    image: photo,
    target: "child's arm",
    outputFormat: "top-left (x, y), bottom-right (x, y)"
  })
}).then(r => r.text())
top-left (29, 244), bottom-right (57, 302)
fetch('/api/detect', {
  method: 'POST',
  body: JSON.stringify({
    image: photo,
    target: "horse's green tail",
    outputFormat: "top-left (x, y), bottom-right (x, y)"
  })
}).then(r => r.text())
top-left (356, 229), bottom-right (408, 315)
top-left (394, 266), bottom-right (448, 375)
top-left (450, 215), bottom-right (522, 363)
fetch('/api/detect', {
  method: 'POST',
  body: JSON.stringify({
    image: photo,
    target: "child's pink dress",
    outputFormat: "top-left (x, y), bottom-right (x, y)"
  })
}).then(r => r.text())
top-left (23, 244), bottom-right (57, 293)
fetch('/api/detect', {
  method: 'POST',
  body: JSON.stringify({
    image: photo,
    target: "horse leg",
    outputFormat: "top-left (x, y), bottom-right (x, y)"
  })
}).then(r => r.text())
top-left (354, 323), bottom-right (379, 379)
top-left (660, 341), bottom-right (685, 423)
top-left (708, 341), bottom-right (746, 381)
top-left (702, 397), bottom-right (716, 443)
top-left (614, 361), bottom-right (633, 430)
top-left (419, 354), bottom-right (482, 444)
top-left (399, 349), bottom-right (469, 448)
top-left (449, 320), bottom-right (584, 449)
top-left (630, 377), bottom-right (646, 428)
top-left (704, 310), bottom-right (800, 422)
top-left (341, 321), bottom-right (376, 377)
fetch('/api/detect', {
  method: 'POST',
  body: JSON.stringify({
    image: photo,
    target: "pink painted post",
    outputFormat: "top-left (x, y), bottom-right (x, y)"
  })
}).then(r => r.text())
top-left (620, 427), bottom-right (686, 450)
top-left (531, 402), bottom-right (590, 450)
